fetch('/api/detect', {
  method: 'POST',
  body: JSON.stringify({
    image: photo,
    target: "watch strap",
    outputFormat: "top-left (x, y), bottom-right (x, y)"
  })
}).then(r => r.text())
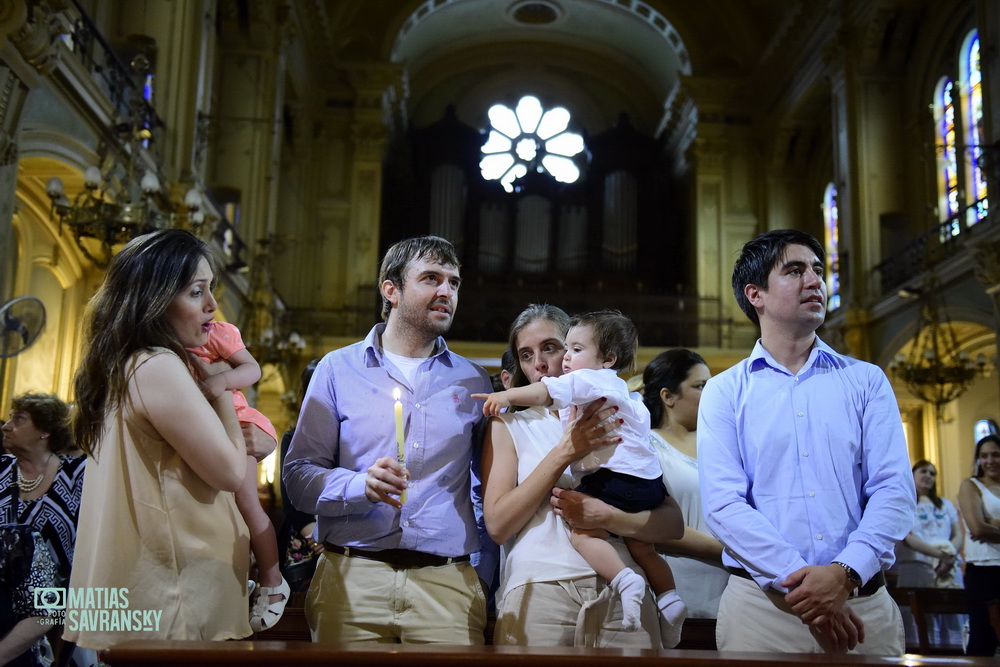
top-left (832, 561), bottom-right (862, 588)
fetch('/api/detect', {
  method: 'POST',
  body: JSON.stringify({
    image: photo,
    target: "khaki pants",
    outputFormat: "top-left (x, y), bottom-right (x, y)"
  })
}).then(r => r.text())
top-left (717, 574), bottom-right (904, 655)
top-left (494, 576), bottom-right (660, 648)
top-left (305, 549), bottom-right (487, 644)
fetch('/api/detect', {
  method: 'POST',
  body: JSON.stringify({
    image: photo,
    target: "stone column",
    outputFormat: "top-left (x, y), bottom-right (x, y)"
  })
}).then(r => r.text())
top-left (210, 0), bottom-right (287, 247)
top-left (970, 238), bottom-right (1000, 398)
top-left (342, 64), bottom-right (401, 329)
top-left (0, 1), bottom-right (50, 303)
top-left (684, 76), bottom-right (758, 349)
top-left (824, 9), bottom-right (909, 362)
top-left (976, 0), bottom-right (998, 149)
top-left (0, 68), bottom-right (26, 306)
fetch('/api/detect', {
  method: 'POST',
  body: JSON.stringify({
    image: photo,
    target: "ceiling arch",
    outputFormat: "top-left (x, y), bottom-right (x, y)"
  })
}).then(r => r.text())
top-left (392, 0), bottom-right (691, 91)
top-left (319, 0), bottom-right (796, 135)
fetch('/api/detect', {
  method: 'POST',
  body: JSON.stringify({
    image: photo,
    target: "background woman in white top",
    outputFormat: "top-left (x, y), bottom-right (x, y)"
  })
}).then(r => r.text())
top-left (958, 434), bottom-right (1000, 656)
top-left (893, 459), bottom-right (964, 648)
top-left (641, 349), bottom-right (728, 620)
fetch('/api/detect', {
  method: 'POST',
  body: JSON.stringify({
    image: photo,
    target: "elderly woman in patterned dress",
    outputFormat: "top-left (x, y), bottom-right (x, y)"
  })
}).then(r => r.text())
top-left (0, 392), bottom-right (85, 666)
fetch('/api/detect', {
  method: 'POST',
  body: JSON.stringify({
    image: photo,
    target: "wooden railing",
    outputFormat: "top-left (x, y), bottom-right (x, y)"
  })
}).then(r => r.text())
top-left (101, 588), bottom-right (1000, 666)
top-left (102, 641), bottom-right (999, 667)
top-left (874, 200), bottom-right (992, 294)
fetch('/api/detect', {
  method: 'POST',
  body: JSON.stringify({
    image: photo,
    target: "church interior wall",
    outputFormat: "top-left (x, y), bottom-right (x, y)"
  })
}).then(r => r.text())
top-left (0, 0), bottom-right (997, 510)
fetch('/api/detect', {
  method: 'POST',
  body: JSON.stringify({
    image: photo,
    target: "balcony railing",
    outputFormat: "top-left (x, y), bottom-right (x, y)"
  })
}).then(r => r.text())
top-left (875, 198), bottom-right (991, 294)
top-left (41, 0), bottom-right (166, 148)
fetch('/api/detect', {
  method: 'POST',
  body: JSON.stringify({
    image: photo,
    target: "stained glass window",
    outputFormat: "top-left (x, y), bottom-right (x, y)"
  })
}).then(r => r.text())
top-left (822, 182), bottom-right (841, 311)
top-left (975, 418), bottom-right (998, 444)
top-left (934, 77), bottom-right (960, 238)
top-left (962, 30), bottom-right (988, 224)
top-left (480, 96), bottom-right (585, 192)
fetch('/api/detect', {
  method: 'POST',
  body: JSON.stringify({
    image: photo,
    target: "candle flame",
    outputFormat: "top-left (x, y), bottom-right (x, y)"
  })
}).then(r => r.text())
top-left (393, 387), bottom-right (401, 401)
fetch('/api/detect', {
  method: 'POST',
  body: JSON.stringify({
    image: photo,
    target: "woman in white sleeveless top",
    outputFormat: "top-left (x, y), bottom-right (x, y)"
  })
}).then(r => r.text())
top-left (957, 434), bottom-right (1000, 656)
top-left (482, 305), bottom-right (683, 647)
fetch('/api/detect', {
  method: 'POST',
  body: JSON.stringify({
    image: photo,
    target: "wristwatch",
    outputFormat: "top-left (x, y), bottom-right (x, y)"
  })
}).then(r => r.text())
top-left (832, 561), bottom-right (862, 591)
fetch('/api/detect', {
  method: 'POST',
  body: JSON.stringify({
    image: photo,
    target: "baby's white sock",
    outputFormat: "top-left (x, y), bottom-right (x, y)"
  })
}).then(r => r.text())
top-left (610, 568), bottom-right (646, 632)
top-left (656, 589), bottom-right (688, 648)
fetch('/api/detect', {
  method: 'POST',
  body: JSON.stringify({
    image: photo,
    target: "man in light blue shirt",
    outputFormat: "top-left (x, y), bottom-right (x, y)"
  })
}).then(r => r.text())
top-left (698, 229), bottom-right (914, 654)
top-left (283, 236), bottom-right (497, 643)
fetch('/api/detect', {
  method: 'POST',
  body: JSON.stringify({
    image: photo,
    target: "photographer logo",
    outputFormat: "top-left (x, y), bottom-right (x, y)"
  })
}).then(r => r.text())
top-left (33, 587), bottom-right (65, 610)
top-left (32, 587), bottom-right (162, 632)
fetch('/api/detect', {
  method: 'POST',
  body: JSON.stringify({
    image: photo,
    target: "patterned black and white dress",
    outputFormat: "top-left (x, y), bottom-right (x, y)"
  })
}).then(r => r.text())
top-left (0, 454), bottom-right (86, 581)
top-left (0, 454), bottom-right (84, 665)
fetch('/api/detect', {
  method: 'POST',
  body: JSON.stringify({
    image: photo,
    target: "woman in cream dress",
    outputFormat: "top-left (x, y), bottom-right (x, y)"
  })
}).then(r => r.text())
top-left (65, 230), bottom-right (252, 649)
top-left (641, 349), bottom-right (728, 620)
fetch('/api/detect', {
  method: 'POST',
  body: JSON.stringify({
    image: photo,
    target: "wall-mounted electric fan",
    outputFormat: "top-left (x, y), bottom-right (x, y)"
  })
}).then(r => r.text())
top-left (0, 297), bottom-right (46, 358)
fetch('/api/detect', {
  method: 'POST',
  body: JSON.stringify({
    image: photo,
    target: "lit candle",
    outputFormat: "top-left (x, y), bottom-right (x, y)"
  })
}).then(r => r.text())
top-left (393, 387), bottom-right (407, 504)
top-left (393, 387), bottom-right (405, 460)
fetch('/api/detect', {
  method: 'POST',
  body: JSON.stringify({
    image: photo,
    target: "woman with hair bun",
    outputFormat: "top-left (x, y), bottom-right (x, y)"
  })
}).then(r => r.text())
top-left (641, 349), bottom-right (728, 622)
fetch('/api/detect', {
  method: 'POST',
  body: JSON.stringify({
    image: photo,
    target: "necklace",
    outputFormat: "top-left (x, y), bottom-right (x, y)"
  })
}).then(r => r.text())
top-left (17, 453), bottom-right (52, 494)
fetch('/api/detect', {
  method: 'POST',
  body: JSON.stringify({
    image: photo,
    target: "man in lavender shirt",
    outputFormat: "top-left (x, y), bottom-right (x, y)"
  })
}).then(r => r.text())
top-left (283, 236), bottom-right (496, 643)
top-left (698, 230), bottom-right (914, 655)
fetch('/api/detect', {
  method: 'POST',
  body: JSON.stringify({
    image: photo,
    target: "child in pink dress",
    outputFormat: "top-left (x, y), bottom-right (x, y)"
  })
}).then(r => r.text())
top-left (189, 320), bottom-right (288, 632)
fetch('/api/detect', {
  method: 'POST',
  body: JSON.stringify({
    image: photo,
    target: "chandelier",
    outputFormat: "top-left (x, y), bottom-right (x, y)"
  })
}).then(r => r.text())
top-left (889, 276), bottom-right (991, 412)
top-left (45, 164), bottom-right (207, 268)
top-left (44, 54), bottom-right (209, 268)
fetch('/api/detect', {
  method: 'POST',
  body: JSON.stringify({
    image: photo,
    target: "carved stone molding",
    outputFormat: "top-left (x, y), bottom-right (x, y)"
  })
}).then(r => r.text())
top-left (0, 129), bottom-right (18, 166)
top-left (692, 135), bottom-right (728, 172)
top-left (350, 119), bottom-right (388, 161)
top-left (969, 239), bottom-right (1000, 295)
top-left (0, 0), bottom-right (28, 48)
top-left (9, 2), bottom-right (62, 74)
top-left (839, 306), bottom-right (872, 363)
top-left (0, 66), bottom-right (17, 129)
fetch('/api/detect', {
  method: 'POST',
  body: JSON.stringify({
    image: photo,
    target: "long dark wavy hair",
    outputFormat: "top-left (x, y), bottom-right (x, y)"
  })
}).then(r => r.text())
top-left (973, 435), bottom-right (1000, 479)
top-left (72, 229), bottom-right (220, 456)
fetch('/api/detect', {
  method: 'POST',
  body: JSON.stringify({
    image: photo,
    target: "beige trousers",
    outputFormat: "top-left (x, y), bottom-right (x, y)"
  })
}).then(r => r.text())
top-left (494, 575), bottom-right (660, 648)
top-left (716, 574), bottom-right (904, 655)
top-left (305, 549), bottom-right (487, 644)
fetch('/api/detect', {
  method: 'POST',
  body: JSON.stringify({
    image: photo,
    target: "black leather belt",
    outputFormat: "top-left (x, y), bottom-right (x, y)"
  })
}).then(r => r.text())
top-left (324, 543), bottom-right (470, 569)
top-left (726, 567), bottom-right (886, 598)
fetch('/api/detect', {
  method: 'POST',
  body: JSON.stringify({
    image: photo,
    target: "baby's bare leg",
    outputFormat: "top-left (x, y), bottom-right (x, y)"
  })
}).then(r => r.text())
top-left (625, 537), bottom-right (676, 595)
top-left (235, 454), bottom-right (281, 589)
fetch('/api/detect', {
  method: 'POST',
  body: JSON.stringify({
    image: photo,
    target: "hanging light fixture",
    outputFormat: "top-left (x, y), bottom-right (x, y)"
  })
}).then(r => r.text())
top-left (44, 51), bottom-right (210, 267)
top-left (889, 275), bottom-right (991, 414)
top-left (45, 162), bottom-right (207, 268)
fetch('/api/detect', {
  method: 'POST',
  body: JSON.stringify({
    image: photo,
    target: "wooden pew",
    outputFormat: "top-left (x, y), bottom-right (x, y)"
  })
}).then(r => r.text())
top-left (103, 641), bottom-right (1000, 667)
top-left (250, 591), bottom-right (309, 641)
top-left (890, 586), bottom-right (967, 655)
top-left (677, 618), bottom-right (717, 650)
